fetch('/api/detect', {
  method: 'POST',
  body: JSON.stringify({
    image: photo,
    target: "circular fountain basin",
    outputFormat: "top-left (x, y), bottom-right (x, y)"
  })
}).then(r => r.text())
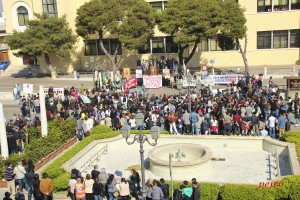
top-left (148, 143), bottom-right (213, 180)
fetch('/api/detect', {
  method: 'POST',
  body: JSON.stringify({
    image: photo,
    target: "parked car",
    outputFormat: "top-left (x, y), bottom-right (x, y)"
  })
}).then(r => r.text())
top-left (0, 60), bottom-right (10, 70)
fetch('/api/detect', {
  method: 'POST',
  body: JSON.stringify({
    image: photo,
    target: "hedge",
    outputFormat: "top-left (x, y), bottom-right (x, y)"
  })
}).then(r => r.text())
top-left (0, 119), bottom-right (76, 180)
top-left (284, 131), bottom-right (300, 161)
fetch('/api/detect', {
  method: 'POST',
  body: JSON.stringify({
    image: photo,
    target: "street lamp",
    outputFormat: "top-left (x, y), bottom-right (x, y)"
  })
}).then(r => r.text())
top-left (121, 110), bottom-right (160, 198)
top-left (196, 79), bottom-right (203, 94)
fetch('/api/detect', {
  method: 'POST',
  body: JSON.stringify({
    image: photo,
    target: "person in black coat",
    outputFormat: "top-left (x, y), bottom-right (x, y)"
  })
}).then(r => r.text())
top-left (32, 174), bottom-right (42, 200)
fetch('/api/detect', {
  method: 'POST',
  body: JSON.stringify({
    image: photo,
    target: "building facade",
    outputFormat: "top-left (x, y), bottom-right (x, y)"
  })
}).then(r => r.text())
top-left (2, 0), bottom-right (300, 73)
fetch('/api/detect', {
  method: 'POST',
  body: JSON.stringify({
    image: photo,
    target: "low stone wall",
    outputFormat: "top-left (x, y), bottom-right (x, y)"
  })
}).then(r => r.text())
top-left (34, 136), bottom-right (77, 171)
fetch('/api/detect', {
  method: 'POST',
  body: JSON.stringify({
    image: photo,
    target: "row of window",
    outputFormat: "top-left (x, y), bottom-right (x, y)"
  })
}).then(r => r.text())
top-left (85, 39), bottom-right (122, 56)
top-left (257, 29), bottom-right (300, 49)
top-left (258, 0), bottom-right (300, 12)
top-left (17, 0), bottom-right (57, 26)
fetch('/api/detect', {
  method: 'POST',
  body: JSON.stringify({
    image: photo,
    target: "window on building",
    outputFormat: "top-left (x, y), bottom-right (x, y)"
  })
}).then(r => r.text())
top-left (17, 6), bottom-right (29, 26)
top-left (257, 31), bottom-right (272, 49)
top-left (42, 0), bottom-right (58, 17)
top-left (98, 39), bottom-right (122, 55)
top-left (152, 37), bottom-right (165, 53)
top-left (138, 44), bottom-right (151, 54)
top-left (273, 30), bottom-right (288, 48)
top-left (166, 36), bottom-right (178, 53)
top-left (257, 0), bottom-right (272, 12)
top-left (291, 0), bottom-right (300, 9)
top-left (290, 29), bottom-right (300, 48)
top-left (210, 39), bottom-right (221, 51)
top-left (198, 38), bottom-right (208, 52)
top-left (274, 0), bottom-right (289, 11)
top-left (150, 2), bottom-right (163, 13)
top-left (85, 40), bottom-right (97, 56)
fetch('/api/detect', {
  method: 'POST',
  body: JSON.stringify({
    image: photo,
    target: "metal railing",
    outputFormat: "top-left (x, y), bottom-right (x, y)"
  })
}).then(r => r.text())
top-left (79, 144), bottom-right (108, 173)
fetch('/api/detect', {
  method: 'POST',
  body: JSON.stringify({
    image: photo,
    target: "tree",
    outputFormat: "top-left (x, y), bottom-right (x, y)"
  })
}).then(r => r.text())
top-left (5, 13), bottom-right (76, 76)
top-left (75, 0), bottom-right (156, 70)
top-left (157, 0), bottom-right (222, 65)
top-left (217, 0), bottom-right (248, 72)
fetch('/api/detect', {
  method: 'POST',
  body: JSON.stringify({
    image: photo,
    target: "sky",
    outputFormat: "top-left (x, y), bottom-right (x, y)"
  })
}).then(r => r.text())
top-left (0, 0), bottom-right (2, 12)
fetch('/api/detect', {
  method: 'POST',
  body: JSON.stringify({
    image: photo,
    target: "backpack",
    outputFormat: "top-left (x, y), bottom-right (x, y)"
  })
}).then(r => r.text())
top-left (173, 189), bottom-right (182, 200)
top-left (160, 183), bottom-right (169, 198)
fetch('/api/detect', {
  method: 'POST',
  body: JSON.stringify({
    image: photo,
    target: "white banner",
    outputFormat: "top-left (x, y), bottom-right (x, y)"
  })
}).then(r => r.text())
top-left (136, 69), bottom-right (143, 78)
top-left (23, 83), bottom-right (33, 93)
top-left (43, 88), bottom-right (64, 98)
top-left (207, 74), bottom-right (245, 84)
top-left (143, 75), bottom-right (162, 88)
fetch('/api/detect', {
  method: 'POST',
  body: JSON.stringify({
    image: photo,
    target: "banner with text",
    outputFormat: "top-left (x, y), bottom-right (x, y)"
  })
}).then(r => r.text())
top-left (124, 77), bottom-right (137, 91)
top-left (207, 74), bottom-right (245, 84)
top-left (143, 75), bottom-right (162, 88)
top-left (43, 88), bottom-right (64, 98)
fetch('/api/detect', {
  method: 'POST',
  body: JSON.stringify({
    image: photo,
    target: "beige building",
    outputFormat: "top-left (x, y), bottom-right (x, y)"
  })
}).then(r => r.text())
top-left (2, 0), bottom-right (300, 73)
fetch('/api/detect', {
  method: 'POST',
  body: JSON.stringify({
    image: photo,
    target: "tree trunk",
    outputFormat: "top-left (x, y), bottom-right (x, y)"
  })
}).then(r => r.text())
top-left (236, 35), bottom-right (249, 73)
top-left (185, 38), bottom-right (200, 65)
top-left (178, 44), bottom-right (188, 65)
top-left (98, 31), bottom-right (117, 71)
top-left (44, 53), bottom-right (56, 78)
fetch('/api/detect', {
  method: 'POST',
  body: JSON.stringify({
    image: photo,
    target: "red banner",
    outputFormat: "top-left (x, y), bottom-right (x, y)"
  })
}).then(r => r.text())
top-left (124, 77), bottom-right (137, 91)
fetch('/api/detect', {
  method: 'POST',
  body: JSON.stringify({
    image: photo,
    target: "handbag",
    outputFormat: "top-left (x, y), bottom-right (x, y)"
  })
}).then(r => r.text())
top-left (113, 191), bottom-right (119, 198)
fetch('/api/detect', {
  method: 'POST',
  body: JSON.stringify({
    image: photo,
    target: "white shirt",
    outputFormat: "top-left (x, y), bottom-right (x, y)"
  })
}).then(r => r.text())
top-left (84, 179), bottom-right (94, 193)
top-left (129, 118), bottom-right (136, 128)
top-left (14, 165), bottom-right (26, 179)
top-left (68, 179), bottom-right (77, 194)
top-left (268, 116), bottom-right (276, 127)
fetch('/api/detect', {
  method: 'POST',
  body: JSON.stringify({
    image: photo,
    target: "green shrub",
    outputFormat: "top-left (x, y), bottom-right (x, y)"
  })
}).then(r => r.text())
top-left (53, 173), bottom-right (70, 192)
top-left (284, 131), bottom-right (300, 161)
top-left (219, 183), bottom-right (274, 200)
top-left (91, 125), bottom-right (113, 135)
top-left (42, 131), bottom-right (120, 191)
top-left (200, 182), bottom-right (220, 200)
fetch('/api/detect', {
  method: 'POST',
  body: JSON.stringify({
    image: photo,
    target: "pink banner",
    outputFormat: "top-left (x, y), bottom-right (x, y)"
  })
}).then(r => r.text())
top-left (143, 75), bottom-right (162, 88)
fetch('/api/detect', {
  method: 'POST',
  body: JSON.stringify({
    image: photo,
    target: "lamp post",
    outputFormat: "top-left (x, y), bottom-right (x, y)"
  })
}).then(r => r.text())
top-left (121, 110), bottom-right (160, 198)
top-left (186, 72), bottom-right (192, 93)
top-left (196, 79), bottom-right (203, 95)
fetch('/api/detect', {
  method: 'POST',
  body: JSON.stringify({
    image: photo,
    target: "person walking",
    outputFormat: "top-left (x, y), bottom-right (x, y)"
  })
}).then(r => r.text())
top-left (5, 162), bottom-right (15, 196)
top-left (33, 174), bottom-right (42, 200)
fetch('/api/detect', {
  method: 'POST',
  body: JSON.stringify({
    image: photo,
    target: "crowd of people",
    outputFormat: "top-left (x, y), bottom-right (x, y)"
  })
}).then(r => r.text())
top-left (67, 165), bottom-right (200, 200)
top-left (4, 160), bottom-right (53, 200)
top-left (4, 72), bottom-right (299, 157)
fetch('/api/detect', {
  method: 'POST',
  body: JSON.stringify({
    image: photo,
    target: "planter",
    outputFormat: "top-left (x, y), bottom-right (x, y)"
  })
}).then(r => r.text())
top-left (0, 181), bottom-right (7, 188)
top-left (34, 136), bottom-right (77, 171)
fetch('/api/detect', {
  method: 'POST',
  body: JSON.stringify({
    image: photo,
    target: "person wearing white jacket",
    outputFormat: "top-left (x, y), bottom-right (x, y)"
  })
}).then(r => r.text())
top-left (119, 178), bottom-right (130, 200)
top-left (85, 174), bottom-right (94, 200)
top-left (14, 162), bottom-right (26, 191)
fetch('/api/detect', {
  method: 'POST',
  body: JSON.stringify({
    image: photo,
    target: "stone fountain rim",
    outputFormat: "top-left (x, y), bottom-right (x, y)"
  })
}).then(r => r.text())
top-left (148, 143), bottom-right (213, 167)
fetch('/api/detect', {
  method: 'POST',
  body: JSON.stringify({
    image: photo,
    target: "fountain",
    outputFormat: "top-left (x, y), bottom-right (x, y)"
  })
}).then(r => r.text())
top-left (148, 143), bottom-right (213, 180)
